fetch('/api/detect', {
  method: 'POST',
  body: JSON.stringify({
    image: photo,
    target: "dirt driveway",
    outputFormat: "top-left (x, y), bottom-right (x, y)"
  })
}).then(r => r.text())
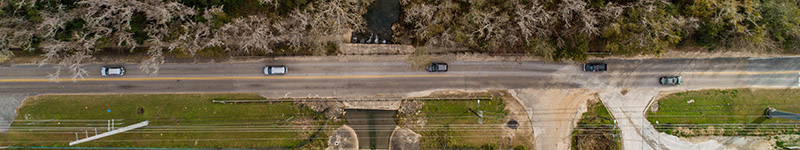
top-left (511, 89), bottom-right (595, 150)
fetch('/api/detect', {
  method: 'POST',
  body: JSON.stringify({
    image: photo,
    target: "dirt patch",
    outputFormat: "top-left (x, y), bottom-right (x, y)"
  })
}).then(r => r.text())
top-left (299, 101), bottom-right (345, 120)
top-left (512, 88), bottom-right (596, 150)
top-left (493, 90), bottom-right (535, 148)
top-left (390, 126), bottom-right (421, 150)
top-left (327, 125), bottom-right (359, 150)
top-left (396, 100), bottom-right (425, 129)
top-left (342, 101), bottom-right (401, 110)
top-left (339, 44), bottom-right (415, 55)
top-left (406, 89), bottom-right (491, 98)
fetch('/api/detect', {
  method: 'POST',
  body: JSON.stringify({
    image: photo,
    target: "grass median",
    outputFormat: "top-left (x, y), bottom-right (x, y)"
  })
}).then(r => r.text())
top-left (646, 89), bottom-right (800, 136)
top-left (1, 93), bottom-right (331, 148)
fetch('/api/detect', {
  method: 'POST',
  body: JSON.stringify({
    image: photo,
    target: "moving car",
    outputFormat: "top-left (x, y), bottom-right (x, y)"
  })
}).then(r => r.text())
top-left (101, 66), bottom-right (125, 76)
top-left (583, 63), bottom-right (607, 72)
top-left (426, 63), bottom-right (448, 72)
top-left (659, 76), bottom-right (682, 85)
top-left (264, 66), bottom-right (287, 75)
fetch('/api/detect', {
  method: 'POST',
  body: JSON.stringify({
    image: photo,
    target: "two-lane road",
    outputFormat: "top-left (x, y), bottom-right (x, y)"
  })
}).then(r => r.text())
top-left (0, 61), bottom-right (571, 97)
top-left (2, 57), bottom-right (800, 97)
top-left (3, 56), bottom-right (800, 147)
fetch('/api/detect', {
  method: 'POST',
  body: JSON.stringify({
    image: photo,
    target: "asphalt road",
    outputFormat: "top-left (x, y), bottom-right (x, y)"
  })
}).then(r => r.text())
top-left (0, 61), bottom-right (574, 97)
top-left (2, 56), bottom-right (800, 134)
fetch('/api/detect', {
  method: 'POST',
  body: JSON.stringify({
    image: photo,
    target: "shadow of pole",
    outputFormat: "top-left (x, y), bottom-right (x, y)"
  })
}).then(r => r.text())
top-left (744, 108), bottom-right (770, 135)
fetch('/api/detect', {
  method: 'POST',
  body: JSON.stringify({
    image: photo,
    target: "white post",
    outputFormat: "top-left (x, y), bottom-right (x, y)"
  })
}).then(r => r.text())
top-left (69, 121), bottom-right (149, 146)
top-left (111, 119), bottom-right (114, 130)
top-left (94, 128), bottom-right (97, 135)
top-left (75, 132), bottom-right (79, 141)
top-left (85, 130), bottom-right (88, 138)
top-left (107, 120), bottom-right (110, 131)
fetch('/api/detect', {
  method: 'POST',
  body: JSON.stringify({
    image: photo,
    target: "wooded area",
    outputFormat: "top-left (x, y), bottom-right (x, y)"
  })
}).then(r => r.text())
top-left (395, 0), bottom-right (800, 61)
top-left (1, 0), bottom-right (799, 79)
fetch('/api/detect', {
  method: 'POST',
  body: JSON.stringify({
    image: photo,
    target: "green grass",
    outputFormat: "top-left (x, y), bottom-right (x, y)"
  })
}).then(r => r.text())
top-left (414, 96), bottom-right (511, 149)
top-left (647, 89), bottom-right (800, 136)
top-left (571, 101), bottom-right (620, 150)
top-left (1, 93), bottom-right (330, 148)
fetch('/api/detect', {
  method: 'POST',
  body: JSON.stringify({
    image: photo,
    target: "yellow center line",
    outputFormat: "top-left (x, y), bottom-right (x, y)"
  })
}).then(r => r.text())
top-left (0, 74), bottom-right (469, 82)
top-left (1, 71), bottom-right (798, 82)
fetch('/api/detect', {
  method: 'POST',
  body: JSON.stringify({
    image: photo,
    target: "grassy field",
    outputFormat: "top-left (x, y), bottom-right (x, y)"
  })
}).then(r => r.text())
top-left (572, 101), bottom-right (620, 150)
top-left (411, 93), bottom-right (528, 149)
top-left (647, 89), bottom-right (800, 136)
top-left (1, 93), bottom-right (331, 148)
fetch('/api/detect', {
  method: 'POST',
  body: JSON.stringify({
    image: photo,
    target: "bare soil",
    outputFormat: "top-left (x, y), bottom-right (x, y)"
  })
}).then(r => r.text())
top-left (511, 88), bottom-right (596, 150)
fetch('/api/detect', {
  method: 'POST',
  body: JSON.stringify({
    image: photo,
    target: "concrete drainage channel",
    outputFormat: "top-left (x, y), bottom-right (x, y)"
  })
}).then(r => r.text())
top-left (345, 109), bottom-right (397, 150)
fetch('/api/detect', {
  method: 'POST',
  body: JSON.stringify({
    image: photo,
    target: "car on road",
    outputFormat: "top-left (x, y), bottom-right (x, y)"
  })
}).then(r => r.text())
top-left (583, 63), bottom-right (607, 72)
top-left (101, 66), bottom-right (125, 76)
top-left (659, 76), bottom-right (682, 85)
top-left (264, 66), bottom-right (286, 75)
top-left (426, 63), bottom-right (448, 72)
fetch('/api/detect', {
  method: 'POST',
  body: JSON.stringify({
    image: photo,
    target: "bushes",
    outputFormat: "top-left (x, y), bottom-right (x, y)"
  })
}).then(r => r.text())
top-left (679, 0), bottom-right (772, 51)
top-left (760, 0), bottom-right (800, 53)
top-left (396, 0), bottom-right (800, 60)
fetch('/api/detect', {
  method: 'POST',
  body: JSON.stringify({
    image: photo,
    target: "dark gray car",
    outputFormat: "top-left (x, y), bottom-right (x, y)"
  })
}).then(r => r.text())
top-left (426, 63), bottom-right (448, 72)
top-left (583, 63), bottom-right (607, 72)
top-left (660, 76), bottom-right (682, 85)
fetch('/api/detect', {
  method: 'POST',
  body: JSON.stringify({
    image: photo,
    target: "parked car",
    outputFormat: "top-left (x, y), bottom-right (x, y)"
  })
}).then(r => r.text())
top-left (101, 66), bottom-right (125, 76)
top-left (583, 63), bottom-right (607, 72)
top-left (264, 66), bottom-right (286, 75)
top-left (426, 63), bottom-right (448, 72)
top-left (659, 76), bottom-right (682, 85)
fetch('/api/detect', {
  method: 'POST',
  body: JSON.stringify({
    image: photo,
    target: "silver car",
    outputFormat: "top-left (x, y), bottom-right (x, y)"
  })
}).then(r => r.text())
top-left (264, 66), bottom-right (286, 75)
top-left (101, 66), bottom-right (125, 76)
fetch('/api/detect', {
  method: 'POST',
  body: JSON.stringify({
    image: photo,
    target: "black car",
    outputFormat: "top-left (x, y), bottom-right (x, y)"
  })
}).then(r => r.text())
top-left (426, 63), bottom-right (448, 72)
top-left (583, 63), bottom-right (607, 72)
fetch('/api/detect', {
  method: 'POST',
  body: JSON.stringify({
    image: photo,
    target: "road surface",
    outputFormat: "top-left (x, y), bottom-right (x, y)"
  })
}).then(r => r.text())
top-left (3, 57), bottom-right (798, 95)
top-left (2, 56), bottom-right (800, 149)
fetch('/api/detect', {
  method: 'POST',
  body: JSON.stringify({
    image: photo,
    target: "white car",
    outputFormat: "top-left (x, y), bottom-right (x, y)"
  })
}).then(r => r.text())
top-left (101, 66), bottom-right (125, 76)
top-left (264, 66), bottom-right (286, 75)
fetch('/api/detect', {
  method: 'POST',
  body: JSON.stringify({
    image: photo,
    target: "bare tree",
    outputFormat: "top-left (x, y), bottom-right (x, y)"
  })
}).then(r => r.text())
top-left (31, 0), bottom-right (197, 79)
top-left (305, 0), bottom-right (372, 45)
top-left (556, 0), bottom-right (600, 35)
top-left (402, 0), bottom-right (459, 47)
top-left (514, 1), bottom-right (553, 41)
